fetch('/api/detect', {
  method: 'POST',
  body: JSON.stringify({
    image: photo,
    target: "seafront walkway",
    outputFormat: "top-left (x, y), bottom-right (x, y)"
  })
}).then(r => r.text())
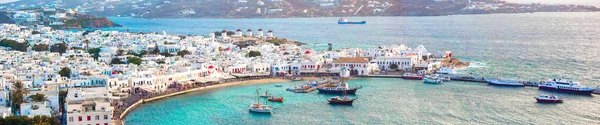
top-left (112, 76), bottom-right (289, 124)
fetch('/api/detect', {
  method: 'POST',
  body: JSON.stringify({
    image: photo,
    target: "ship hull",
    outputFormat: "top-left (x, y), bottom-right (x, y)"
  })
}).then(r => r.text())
top-left (317, 88), bottom-right (359, 94)
top-left (402, 76), bottom-right (423, 80)
top-left (338, 21), bottom-right (366, 24)
top-left (487, 80), bottom-right (524, 87)
top-left (328, 99), bottom-right (355, 105)
top-left (535, 98), bottom-right (563, 103)
top-left (538, 86), bottom-right (594, 95)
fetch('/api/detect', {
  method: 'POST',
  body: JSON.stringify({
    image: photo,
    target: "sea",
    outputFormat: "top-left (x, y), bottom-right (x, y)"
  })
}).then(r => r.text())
top-left (101, 12), bottom-right (600, 124)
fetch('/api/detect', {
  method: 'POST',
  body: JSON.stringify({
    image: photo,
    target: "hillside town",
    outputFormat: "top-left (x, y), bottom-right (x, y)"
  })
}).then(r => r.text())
top-left (0, 23), bottom-right (458, 124)
top-left (1, 0), bottom-right (597, 18)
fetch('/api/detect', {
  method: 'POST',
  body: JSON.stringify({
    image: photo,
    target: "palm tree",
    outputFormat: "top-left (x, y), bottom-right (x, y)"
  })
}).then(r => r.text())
top-left (30, 115), bottom-right (59, 125)
top-left (10, 81), bottom-right (30, 114)
top-left (28, 93), bottom-right (48, 102)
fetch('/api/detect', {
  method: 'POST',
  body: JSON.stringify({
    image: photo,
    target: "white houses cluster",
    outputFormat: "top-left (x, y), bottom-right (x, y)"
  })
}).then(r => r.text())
top-left (0, 24), bottom-right (449, 123)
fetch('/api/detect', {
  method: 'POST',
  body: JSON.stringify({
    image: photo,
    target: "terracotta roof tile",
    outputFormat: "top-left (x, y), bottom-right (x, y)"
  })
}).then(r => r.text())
top-left (334, 58), bottom-right (369, 63)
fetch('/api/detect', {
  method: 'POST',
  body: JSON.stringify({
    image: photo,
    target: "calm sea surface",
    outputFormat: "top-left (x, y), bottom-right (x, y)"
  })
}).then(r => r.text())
top-left (103, 12), bottom-right (600, 124)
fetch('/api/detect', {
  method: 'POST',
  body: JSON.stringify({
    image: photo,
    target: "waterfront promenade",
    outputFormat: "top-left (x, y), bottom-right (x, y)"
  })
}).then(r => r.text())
top-left (112, 77), bottom-right (298, 124)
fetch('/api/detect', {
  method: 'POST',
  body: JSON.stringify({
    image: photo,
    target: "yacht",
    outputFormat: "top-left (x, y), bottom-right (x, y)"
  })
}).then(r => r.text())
top-left (539, 79), bottom-right (595, 95)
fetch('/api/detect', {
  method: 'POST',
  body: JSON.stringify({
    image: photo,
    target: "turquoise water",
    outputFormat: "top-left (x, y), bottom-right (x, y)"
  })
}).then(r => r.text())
top-left (124, 78), bottom-right (600, 124)
top-left (111, 12), bottom-right (600, 124)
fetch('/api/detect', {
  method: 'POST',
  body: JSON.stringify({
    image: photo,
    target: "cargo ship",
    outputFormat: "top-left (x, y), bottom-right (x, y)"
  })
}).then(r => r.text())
top-left (338, 18), bottom-right (366, 24)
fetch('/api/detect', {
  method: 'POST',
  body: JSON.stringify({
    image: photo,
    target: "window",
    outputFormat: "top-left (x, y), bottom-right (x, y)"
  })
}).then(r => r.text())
top-left (87, 116), bottom-right (91, 121)
top-left (104, 115), bottom-right (108, 120)
top-left (96, 115), bottom-right (100, 120)
top-left (69, 117), bottom-right (73, 122)
top-left (78, 116), bottom-right (82, 121)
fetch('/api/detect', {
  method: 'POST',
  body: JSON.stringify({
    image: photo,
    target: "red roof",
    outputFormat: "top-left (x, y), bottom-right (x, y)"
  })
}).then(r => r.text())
top-left (333, 58), bottom-right (369, 63)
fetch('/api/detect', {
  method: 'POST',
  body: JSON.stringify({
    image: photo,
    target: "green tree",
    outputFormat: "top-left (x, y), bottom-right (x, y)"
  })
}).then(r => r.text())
top-left (390, 64), bottom-right (399, 71)
top-left (28, 93), bottom-right (47, 102)
top-left (58, 67), bottom-right (71, 78)
top-left (29, 115), bottom-right (59, 125)
top-left (10, 81), bottom-right (29, 114)
top-left (248, 51), bottom-right (261, 57)
top-left (177, 50), bottom-right (191, 57)
top-left (127, 57), bottom-right (143, 65)
top-left (33, 44), bottom-right (49, 51)
top-left (160, 52), bottom-right (173, 57)
top-left (2, 116), bottom-right (30, 125)
top-left (87, 48), bottom-right (101, 60)
top-left (110, 58), bottom-right (124, 65)
top-left (136, 50), bottom-right (148, 57)
top-left (50, 42), bottom-right (68, 55)
top-left (0, 39), bottom-right (29, 52)
top-left (327, 43), bottom-right (333, 51)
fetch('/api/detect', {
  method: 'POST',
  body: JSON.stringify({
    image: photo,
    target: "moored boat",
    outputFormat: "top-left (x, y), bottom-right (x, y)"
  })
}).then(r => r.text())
top-left (275, 84), bottom-right (282, 87)
top-left (594, 86), bottom-right (600, 94)
top-left (486, 78), bottom-right (525, 87)
top-left (260, 91), bottom-right (272, 98)
top-left (249, 89), bottom-right (273, 114)
top-left (423, 76), bottom-right (442, 84)
top-left (268, 96), bottom-right (284, 102)
top-left (449, 75), bottom-right (486, 82)
top-left (436, 67), bottom-right (455, 74)
top-left (327, 96), bottom-right (357, 105)
top-left (401, 73), bottom-right (423, 80)
top-left (534, 94), bottom-right (563, 103)
top-left (538, 79), bottom-right (595, 95)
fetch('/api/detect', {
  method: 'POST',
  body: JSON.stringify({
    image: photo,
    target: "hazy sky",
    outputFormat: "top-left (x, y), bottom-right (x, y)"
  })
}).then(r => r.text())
top-left (504, 0), bottom-right (600, 6)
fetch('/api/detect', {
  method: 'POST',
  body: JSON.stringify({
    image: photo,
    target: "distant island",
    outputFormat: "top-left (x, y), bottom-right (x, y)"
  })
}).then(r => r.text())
top-left (0, 8), bottom-right (120, 29)
top-left (1, 0), bottom-right (598, 19)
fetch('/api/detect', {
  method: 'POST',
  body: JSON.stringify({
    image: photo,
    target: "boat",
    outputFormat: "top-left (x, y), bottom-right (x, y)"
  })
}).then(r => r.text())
top-left (249, 89), bottom-right (273, 113)
top-left (260, 91), bottom-right (272, 98)
top-left (291, 77), bottom-right (304, 81)
top-left (423, 76), bottom-right (442, 84)
top-left (432, 74), bottom-right (451, 82)
top-left (328, 96), bottom-right (357, 105)
top-left (338, 18), bottom-right (366, 24)
top-left (436, 67), bottom-right (455, 74)
top-left (268, 96), bottom-right (284, 102)
top-left (538, 79), bottom-right (595, 95)
top-left (317, 82), bottom-right (361, 94)
top-left (534, 94), bottom-right (563, 103)
top-left (327, 72), bottom-right (357, 105)
top-left (401, 73), bottom-right (423, 80)
top-left (275, 84), bottom-right (282, 87)
top-left (486, 78), bottom-right (525, 86)
top-left (594, 86), bottom-right (600, 94)
top-left (449, 75), bottom-right (486, 83)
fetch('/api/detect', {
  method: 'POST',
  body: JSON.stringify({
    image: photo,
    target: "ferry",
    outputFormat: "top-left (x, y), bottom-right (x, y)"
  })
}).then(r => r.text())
top-left (436, 67), bottom-right (455, 74)
top-left (534, 94), bottom-right (563, 103)
top-left (432, 74), bottom-right (451, 82)
top-left (401, 73), bottom-right (423, 80)
top-left (423, 76), bottom-right (442, 84)
top-left (338, 18), bottom-right (366, 24)
top-left (486, 78), bottom-right (525, 87)
top-left (538, 79), bottom-right (595, 95)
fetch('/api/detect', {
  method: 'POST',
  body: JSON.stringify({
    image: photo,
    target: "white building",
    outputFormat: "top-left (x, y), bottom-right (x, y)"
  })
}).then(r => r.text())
top-left (66, 87), bottom-right (113, 125)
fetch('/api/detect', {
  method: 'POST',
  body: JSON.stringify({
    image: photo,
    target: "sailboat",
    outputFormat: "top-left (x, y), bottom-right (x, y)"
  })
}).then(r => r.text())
top-left (327, 68), bottom-right (357, 105)
top-left (249, 89), bottom-right (273, 113)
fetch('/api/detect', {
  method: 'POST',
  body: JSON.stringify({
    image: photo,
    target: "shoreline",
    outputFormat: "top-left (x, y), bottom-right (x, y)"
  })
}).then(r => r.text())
top-left (116, 77), bottom-right (310, 124)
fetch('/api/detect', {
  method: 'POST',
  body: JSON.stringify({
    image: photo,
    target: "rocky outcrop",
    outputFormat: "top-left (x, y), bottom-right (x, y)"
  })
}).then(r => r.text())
top-left (60, 17), bottom-right (121, 29)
